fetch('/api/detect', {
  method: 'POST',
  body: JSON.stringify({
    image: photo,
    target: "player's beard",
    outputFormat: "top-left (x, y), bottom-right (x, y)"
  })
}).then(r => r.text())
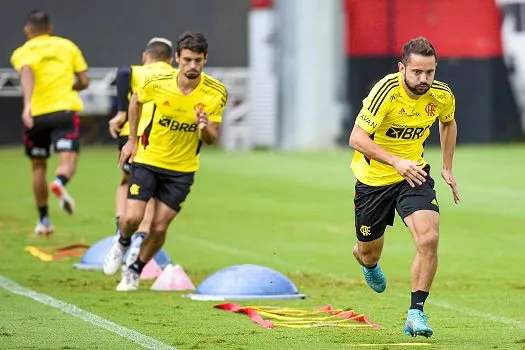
top-left (185, 69), bottom-right (201, 80)
top-left (404, 74), bottom-right (430, 96)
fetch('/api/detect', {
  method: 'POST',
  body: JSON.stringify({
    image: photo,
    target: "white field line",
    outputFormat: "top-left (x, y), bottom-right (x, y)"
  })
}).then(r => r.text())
top-left (0, 275), bottom-right (177, 350)
top-left (429, 299), bottom-right (525, 330)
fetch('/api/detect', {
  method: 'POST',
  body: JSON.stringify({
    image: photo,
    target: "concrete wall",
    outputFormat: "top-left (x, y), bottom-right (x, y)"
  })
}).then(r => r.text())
top-left (0, 0), bottom-right (249, 67)
top-left (276, 0), bottom-right (348, 150)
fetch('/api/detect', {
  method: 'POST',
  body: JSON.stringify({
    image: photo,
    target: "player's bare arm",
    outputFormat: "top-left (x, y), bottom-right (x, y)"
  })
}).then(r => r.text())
top-left (200, 121), bottom-right (220, 145)
top-left (119, 93), bottom-right (142, 168)
top-left (20, 65), bottom-right (34, 129)
top-left (73, 70), bottom-right (90, 91)
top-left (439, 119), bottom-right (460, 204)
top-left (349, 124), bottom-right (427, 187)
top-left (109, 111), bottom-right (126, 139)
top-left (196, 109), bottom-right (220, 144)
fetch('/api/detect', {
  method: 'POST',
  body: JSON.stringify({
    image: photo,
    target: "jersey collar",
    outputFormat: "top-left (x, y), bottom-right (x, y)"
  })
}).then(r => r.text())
top-left (175, 71), bottom-right (205, 96)
top-left (149, 61), bottom-right (172, 68)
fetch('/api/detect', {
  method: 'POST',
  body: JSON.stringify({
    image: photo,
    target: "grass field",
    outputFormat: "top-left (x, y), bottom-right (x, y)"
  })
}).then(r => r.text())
top-left (0, 144), bottom-right (524, 350)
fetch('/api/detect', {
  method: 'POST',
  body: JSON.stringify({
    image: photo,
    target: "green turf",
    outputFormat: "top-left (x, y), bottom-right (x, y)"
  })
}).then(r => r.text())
top-left (0, 288), bottom-right (144, 350)
top-left (0, 145), bottom-right (524, 350)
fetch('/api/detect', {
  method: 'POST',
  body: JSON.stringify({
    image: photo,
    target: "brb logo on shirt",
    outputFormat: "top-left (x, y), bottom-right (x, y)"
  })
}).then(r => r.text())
top-left (158, 116), bottom-right (197, 132)
top-left (385, 124), bottom-right (432, 140)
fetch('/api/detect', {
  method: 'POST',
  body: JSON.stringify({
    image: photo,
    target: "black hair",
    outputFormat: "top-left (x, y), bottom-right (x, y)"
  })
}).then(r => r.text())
top-left (145, 41), bottom-right (173, 61)
top-left (26, 10), bottom-right (51, 33)
top-left (176, 31), bottom-right (208, 56)
top-left (402, 37), bottom-right (437, 65)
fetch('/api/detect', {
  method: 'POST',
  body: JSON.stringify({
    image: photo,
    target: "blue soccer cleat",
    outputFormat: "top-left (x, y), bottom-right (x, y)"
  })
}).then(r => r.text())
top-left (404, 309), bottom-right (433, 338)
top-left (362, 264), bottom-right (387, 293)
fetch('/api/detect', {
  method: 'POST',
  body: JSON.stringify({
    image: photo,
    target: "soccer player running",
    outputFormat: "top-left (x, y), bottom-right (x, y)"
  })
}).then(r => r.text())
top-left (10, 10), bottom-right (90, 236)
top-left (349, 37), bottom-right (459, 337)
top-left (107, 37), bottom-right (174, 265)
top-left (103, 32), bottom-right (227, 291)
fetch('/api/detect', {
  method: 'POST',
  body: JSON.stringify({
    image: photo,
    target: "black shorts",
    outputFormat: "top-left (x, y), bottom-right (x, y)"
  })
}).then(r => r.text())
top-left (127, 163), bottom-right (195, 212)
top-left (117, 136), bottom-right (132, 174)
top-left (23, 111), bottom-right (80, 158)
top-left (117, 135), bottom-right (128, 151)
top-left (354, 164), bottom-right (439, 242)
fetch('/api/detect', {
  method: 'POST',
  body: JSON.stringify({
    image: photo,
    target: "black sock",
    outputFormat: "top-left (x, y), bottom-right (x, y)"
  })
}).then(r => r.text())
top-left (118, 235), bottom-right (131, 247)
top-left (365, 263), bottom-right (377, 270)
top-left (410, 290), bottom-right (429, 311)
top-left (129, 258), bottom-right (147, 274)
top-left (57, 174), bottom-right (69, 186)
top-left (38, 205), bottom-right (48, 221)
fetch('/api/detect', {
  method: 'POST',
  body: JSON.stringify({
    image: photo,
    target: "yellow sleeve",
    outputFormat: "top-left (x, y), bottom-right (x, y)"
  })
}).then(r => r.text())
top-left (355, 77), bottom-right (397, 134)
top-left (137, 79), bottom-right (154, 104)
top-left (10, 47), bottom-right (37, 71)
top-left (208, 90), bottom-right (227, 123)
top-left (439, 91), bottom-right (456, 123)
top-left (70, 42), bottom-right (88, 72)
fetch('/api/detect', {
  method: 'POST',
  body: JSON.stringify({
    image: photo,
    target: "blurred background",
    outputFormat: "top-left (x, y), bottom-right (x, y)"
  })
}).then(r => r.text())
top-left (1, 0), bottom-right (525, 150)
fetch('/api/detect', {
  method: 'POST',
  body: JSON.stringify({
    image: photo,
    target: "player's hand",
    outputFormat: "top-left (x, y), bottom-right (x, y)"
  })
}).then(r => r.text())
top-left (22, 106), bottom-right (33, 129)
top-left (392, 158), bottom-right (427, 187)
top-left (441, 169), bottom-right (460, 204)
top-left (119, 139), bottom-right (137, 169)
top-left (108, 111), bottom-right (126, 139)
top-left (195, 108), bottom-right (209, 130)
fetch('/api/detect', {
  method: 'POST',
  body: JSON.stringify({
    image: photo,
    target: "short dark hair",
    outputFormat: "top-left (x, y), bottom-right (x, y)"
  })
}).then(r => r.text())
top-left (176, 32), bottom-right (208, 56)
top-left (145, 41), bottom-right (173, 61)
top-left (26, 10), bottom-right (51, 33)
top-left (401, 37), bottom-right (437, 65)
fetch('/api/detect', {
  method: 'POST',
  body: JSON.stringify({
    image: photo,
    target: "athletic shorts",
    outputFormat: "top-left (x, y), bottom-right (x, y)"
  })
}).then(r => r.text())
top-left (23, 111), bottom-right (80, 158)
top-left (127, 163), bottom-right (195, 212)
top-left (354, 164), bottom-right (439, 242)
top-left (117, 135), bottom-right (132, 174)
top-left (117, 135), bottom-right (128, 151)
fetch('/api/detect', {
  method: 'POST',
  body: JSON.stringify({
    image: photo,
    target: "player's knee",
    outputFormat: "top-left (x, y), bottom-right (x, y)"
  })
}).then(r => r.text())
top-left (150, 221), bottom-right (168, 235)
top-left (352, 244), bottom-right (360, 259)
top-left (31, 158), bottom-right (47, 172)
top-left (416, 229), bottom-right (439, 253)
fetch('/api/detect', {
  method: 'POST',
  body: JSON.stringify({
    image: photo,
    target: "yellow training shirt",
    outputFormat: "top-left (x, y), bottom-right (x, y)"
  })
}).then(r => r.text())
top-left (10, 34), bottom-right (88, 116)
top-left (351, 72), bottom-right (455, 186)
top-left (119, 64), bottom-right (156, 137)
top-left (134, 62), bottom-right (227, 173)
